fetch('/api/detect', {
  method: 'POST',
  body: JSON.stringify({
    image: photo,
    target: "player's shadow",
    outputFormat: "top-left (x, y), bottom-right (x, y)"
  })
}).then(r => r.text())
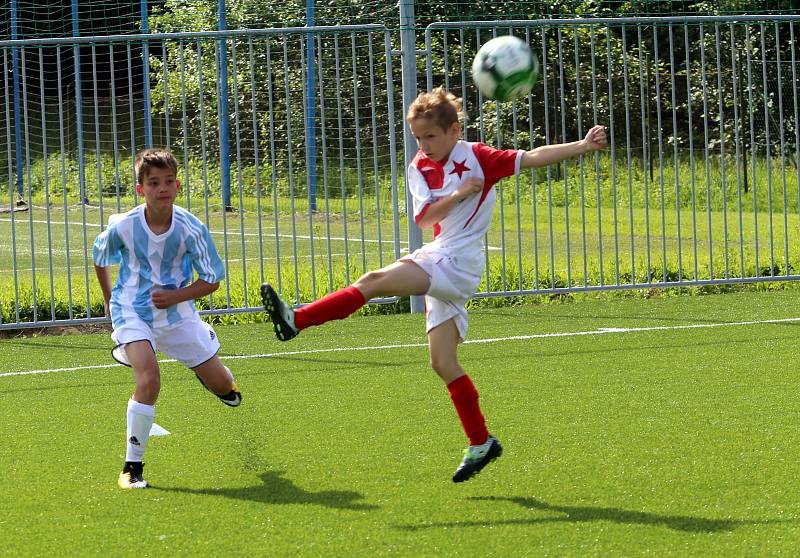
top-left (244, 354), bottom-right (407, 373)
top-left (153, 470), bottom-right (377, 511)
top-left (400, 495), bottom-right (783, 533)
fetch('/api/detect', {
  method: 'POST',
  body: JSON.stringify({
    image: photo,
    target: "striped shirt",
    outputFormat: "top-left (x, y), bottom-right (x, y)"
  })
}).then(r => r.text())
top-left (93, 204), bottom-right (225, 329)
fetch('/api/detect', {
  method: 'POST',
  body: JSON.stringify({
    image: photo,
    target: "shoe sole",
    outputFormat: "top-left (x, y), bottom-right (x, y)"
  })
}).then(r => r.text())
top-left (118, 475), bottom-right (148, 489)
top-left (218, 391), bottom-right (242, 407)
top-left (452, 439), bottom-right (503, 483)
top-left (260, 284), bottom-right (297, 341)
top-left (118, 480), bottom-right (148, 489)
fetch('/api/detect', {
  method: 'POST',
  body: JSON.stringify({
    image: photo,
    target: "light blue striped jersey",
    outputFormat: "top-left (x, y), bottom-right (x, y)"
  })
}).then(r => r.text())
top-left (93, 204), bottom-right (225, 329)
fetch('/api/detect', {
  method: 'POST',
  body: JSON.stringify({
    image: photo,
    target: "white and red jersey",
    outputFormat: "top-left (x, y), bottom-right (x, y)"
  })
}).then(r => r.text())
top-left (407, 140), bottom-right (523, 257)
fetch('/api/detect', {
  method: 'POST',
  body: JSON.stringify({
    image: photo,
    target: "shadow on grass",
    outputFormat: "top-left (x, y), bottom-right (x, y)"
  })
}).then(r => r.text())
top-left (399, 495), bottom-right (786, 533)
top-left (241, 353), bottom-right (408, 372)
top-left (152, 470), bottom-right (378, 511)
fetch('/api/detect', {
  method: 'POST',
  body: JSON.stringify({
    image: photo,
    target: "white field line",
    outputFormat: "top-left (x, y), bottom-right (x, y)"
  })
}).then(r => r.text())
top-left (2, 316), bottom-right (799, 379)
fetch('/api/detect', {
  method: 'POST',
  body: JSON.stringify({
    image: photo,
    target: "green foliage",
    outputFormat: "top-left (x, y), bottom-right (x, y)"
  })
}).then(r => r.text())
top-left (141, 0), bottom-right (800, 174)
top-left (7, 150), bottom-right (402, 206)
top-left (148, 0), bottom-right (397, 181)
top-left (0, 280), bottom-right (106, 325)
top-left (21, 152), bottom-right (134, 200)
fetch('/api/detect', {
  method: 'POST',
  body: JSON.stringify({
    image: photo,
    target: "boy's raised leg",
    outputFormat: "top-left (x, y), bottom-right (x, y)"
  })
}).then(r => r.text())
top-left (261, 262), bottom-right (424, 342)
top-left (261, 283), bottom-right (368, 341)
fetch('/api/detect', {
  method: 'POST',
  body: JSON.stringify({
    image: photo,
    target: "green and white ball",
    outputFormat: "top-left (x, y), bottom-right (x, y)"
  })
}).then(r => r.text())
top-left (471, 35), bottom-right (540, 101)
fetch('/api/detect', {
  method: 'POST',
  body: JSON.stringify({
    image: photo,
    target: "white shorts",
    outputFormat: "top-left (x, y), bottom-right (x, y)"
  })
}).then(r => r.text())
top-left (401, 246), bottom-right (482, 340)
top-left (111, 314), bottom-right (220, 369)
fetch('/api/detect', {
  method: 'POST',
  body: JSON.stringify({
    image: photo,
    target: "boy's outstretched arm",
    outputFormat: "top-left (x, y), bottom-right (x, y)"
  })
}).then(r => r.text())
top-left (520, 124), bottom-right (607, 169)
top-left (151, 279), bottom-right (219, 309)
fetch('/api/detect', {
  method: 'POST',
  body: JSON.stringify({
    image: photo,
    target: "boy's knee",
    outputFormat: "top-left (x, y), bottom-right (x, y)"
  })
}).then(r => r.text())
top-left (429, 355), bottom-right (457, 377)
top-left (353, 271), bottom-right (384, 299)
top-left (355, 270), bottom-right (381, 288)
top-left (136, 373), bottom-right (160, 398)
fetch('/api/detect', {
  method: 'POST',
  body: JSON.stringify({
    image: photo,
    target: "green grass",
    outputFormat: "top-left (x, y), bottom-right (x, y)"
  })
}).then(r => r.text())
top-left (2, 290), bottom-right (800, 555)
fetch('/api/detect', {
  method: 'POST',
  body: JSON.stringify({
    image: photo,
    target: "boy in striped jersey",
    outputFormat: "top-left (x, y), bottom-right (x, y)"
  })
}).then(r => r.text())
top-left (93, 147), bottom-right (241, 489)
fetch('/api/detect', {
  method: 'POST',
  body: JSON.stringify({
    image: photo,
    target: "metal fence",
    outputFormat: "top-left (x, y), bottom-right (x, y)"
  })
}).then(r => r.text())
top-left (425, 16), bottom-right (800, 298)
top-left (2, 15), bottom-right (800, 329)
top-left (0, 25), bottom-right (404, 329)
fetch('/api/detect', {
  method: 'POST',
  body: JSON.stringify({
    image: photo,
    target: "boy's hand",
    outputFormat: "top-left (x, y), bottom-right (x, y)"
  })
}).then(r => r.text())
top-left (451, 177), bottom-right (483, 202)
top-left (151, 288), bottom-right (179, 309)
top-left (583, 125), bottom-right (608, 152)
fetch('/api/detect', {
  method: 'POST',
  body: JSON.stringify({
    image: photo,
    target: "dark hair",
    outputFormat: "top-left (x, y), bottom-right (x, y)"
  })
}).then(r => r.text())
top-left (134, 148), bottom-right (178, 184)
top-left (405, 87), bottom-right (463, 131)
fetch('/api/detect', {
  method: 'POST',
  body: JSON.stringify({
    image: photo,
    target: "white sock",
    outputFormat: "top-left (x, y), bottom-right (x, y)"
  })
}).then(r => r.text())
top-left (125, 399), bottom-right (156, 462)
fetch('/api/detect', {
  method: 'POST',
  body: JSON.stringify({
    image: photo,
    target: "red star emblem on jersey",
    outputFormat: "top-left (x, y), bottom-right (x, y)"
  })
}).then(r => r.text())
top-left (449, 159), bottom-right (470, 179)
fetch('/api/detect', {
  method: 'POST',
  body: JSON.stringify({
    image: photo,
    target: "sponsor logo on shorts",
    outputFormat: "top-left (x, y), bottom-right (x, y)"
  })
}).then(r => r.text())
top-left (209, 330), bottom-right (216, 341)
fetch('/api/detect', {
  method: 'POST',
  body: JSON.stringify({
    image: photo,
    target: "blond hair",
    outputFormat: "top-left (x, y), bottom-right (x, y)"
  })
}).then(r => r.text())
top-left (406, 87), bottom-right (463, 131)
top-left (134, 147), bottom-right (178, 184)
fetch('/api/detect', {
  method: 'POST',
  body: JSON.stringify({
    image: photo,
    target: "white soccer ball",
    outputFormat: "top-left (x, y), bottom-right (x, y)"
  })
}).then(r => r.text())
top-left (471, 35), bottom-right (540, 101)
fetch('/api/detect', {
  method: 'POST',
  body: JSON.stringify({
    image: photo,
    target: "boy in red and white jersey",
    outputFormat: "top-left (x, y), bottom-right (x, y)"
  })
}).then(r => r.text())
top-left (262, 87), bottom-right (607, 482)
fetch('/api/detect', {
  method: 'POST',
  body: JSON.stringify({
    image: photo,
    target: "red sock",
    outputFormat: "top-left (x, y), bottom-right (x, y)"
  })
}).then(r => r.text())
top-left (294, 285), bottom-right (366, 330)
top-left (447, 374), bottom-right (489, 446)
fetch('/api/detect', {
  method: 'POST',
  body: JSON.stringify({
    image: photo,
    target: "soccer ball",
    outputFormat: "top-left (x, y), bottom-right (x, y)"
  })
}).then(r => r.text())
top-left (471, 35), bottom-right (540, 101)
